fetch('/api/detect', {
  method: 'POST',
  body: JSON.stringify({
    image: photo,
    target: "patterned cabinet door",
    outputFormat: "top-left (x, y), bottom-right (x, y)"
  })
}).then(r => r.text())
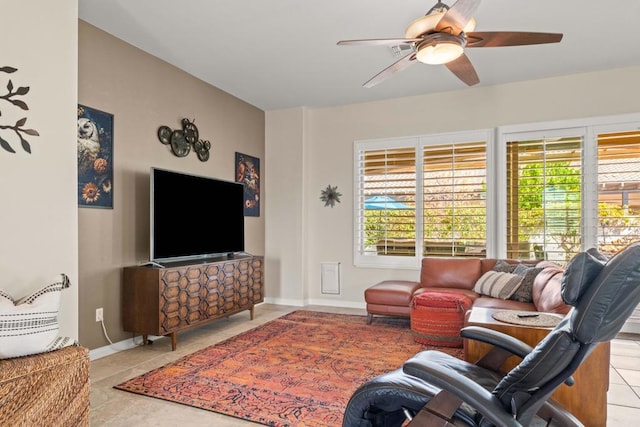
top-left (203, 263), bottom-right (223, 318)
top-left (235, 258), bottom-right (252, 309)
top-left (159, 266), bottom-right (206, 334)
top-left (250, 256), bottom-right (264, 303)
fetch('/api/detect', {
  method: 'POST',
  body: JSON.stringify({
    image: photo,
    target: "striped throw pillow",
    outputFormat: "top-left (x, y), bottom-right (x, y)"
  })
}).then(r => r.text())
top-left (473, 271), bottom-right (524, 299)
top-left (0, 274), bottom-right (75, 359)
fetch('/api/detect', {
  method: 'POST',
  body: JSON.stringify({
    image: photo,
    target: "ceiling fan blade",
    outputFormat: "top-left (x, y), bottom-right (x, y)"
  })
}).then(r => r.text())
top-left (436, 0), bottom-right (481, 35)
top-left (363, 53), bottom-right (417, 88)
top-left (445, 53), bottom-right (479, 86)
top-left (467, 31), bottom-right (563, 48)
top-left (337, 38), bottom-right (420, 47)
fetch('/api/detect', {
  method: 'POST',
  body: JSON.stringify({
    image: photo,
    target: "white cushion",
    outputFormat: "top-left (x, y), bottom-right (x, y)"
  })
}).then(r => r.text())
top-left (0, 274), bottom-right (74, 359)
top-left (474, 271), bottom-right (524, 300)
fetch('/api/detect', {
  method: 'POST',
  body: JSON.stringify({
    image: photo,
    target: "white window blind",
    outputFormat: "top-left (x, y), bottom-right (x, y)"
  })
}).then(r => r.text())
top-left (506, 137), bottom-right (583, 262)
top-left (597, 130), bottom-right (640, 255)
top-left (423, 142), bottom-right (487, 257)
top-left (355, 145), bottom-right (416, 258)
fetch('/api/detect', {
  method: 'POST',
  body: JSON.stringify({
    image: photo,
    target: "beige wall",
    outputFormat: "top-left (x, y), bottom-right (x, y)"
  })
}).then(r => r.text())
top-left (264, 107), bottom-right (307, 304)
top-left (0, 1), bottom-right (78, 338)
top-left (78, 21), bottom-right (265, 350)
top-left (265, 66), bottom-right (640, 309)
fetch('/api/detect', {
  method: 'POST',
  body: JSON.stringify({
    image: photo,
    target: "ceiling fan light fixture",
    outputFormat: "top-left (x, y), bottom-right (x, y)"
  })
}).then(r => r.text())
top-left (416, 34), bottom-right (465, 64)
top-left (463, 17), bottom-right (476, 33)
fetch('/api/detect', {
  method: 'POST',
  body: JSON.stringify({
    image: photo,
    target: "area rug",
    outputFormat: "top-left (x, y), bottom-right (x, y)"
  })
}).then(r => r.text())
top-left (114, 310), bottom-right (463, 426)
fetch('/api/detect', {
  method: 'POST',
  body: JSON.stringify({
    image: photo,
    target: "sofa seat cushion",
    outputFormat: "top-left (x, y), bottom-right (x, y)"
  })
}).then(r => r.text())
top-left (471, 296), bottom-right (536, 312)
top-left (365, 280), bottom-right (423, 307)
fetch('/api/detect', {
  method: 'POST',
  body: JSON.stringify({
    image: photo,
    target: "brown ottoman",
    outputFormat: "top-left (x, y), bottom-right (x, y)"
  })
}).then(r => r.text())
top-left (365, 280), bottom-right (423, 324)
top-left (410, 291), bottom-right (473, 347)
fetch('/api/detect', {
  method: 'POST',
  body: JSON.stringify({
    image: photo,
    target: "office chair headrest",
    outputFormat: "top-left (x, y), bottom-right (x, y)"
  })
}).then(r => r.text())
top-left (561, 247), bottom-right (608, 306)
top-left (570, 242), bottom-right (640, 343)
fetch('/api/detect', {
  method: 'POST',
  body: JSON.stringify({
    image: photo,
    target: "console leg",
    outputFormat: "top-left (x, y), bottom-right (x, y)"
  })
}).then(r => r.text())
top-left (142, 334), bottom-right (148, 345)
top-left (250, 305), bottom-right (255, 320)
top-left (170, 332), bottom-right (177, 351)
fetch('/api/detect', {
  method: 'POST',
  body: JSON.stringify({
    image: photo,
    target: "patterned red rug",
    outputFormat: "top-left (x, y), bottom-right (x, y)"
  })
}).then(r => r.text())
top-left (114, 310), bottom-right (463, 426)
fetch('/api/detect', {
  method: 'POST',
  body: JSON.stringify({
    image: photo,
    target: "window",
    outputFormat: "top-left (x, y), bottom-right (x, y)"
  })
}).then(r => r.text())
top-left (499, 114), bottom-right (640, 264)
top-left (505, 137), bottom-right (582, 262)
top-left (597, 130), bottom-right (640, 255)
top-left (355, 114), bottom-right (640, 268)
top-left (354, 131), bottom-right (490, 268)
top-left (423, 142), bottom-right (487, 257)
top-left (355, 145), bottom-right (416, 259)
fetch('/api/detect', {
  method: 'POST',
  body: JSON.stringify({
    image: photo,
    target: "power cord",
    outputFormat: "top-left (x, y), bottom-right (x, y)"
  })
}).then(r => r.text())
top-left (100, 317), bottom-right (150, 348)
top-left (100, 319), bottom-right (114, 345)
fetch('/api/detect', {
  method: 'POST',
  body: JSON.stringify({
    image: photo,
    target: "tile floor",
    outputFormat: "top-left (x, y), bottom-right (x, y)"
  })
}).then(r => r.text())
top-left (90, 304), bottom-right (640, 426)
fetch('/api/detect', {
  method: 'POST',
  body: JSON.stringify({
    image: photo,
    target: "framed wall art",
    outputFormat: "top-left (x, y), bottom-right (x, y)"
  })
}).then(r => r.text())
top-left (235, 152), bottom-right (260, 217)
top-left (77, 104), bottom-right (114, 208)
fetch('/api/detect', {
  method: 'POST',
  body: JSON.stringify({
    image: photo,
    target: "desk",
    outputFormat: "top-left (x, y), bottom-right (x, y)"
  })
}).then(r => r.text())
top-left (465, 308), bottom-right (610, 427)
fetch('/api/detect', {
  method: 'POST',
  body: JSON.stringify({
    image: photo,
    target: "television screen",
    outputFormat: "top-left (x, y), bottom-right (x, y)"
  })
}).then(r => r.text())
top-left (151, 167), bottom-right (245, 263)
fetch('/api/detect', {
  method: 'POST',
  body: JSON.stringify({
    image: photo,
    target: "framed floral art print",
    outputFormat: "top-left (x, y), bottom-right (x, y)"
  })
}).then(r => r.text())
top-left (77, 104), bottom-right (113, 208)
top-left (235, 152), bottom-right (260, 217)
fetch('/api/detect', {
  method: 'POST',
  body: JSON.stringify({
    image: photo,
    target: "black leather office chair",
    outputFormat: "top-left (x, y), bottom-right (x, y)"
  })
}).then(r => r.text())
top-left (343, 243), bottom-right (640, 427)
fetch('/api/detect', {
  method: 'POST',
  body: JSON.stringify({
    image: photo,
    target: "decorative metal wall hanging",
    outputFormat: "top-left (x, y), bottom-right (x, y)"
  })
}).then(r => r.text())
top-left (77, 104), bottom-right (114, 209)
top-left (157, 118), bottom-right (211, 161)
top-left (320, 184), bottom-right (342, 208)
top-left (0, 66), bottom-right (39, 154)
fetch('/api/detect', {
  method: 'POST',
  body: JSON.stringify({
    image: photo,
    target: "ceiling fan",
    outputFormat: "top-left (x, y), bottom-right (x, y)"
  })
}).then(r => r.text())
top-left (337, 0), bottom-right (563, 88)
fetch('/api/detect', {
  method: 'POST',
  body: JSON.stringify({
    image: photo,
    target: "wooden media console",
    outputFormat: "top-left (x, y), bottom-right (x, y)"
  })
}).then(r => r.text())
top-left (122, 255), bottom-right (263, 350)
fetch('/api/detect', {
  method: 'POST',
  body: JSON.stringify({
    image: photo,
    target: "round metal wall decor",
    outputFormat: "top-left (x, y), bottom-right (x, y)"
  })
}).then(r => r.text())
top-left (157, 126), bottom-right (172, 144)
top-left (156, 118), bottom-right (212, 161)
top-left (170, 129), bottom-right (190, 157)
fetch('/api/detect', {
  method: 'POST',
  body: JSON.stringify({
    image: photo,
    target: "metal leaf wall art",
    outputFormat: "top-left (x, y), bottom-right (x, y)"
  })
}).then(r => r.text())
top-left (0, 66), bottom-right (39, 154)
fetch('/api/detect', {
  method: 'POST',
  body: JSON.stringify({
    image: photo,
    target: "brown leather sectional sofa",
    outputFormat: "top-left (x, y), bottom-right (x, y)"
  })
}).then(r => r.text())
top-left (365, 257), bottom-right (571, 324)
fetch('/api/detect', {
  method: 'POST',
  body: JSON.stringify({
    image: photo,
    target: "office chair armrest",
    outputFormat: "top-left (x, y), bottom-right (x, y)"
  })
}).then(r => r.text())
top-left (461, 326), bottom-right (575, 387)
top-left (461, 326), bottom-right (533, 359)
top-left (403, 353), bottom-right (523, 427)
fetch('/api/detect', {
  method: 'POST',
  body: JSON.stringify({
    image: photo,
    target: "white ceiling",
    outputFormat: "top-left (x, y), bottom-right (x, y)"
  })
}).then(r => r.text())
top-left (78, 0), bottom-right (640, 111)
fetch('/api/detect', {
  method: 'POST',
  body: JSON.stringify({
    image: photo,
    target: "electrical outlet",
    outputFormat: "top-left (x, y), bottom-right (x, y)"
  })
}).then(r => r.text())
top-left (95, 307), bottom-right (103, 322)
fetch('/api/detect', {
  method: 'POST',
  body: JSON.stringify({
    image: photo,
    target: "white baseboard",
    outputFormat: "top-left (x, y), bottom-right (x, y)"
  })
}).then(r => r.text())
top-left (89, 335), bottom-right (164, 361)
top-left (263, 296), bottom-right (365, 310)
top-left (307, 298), bottom-right (365, 310)
top-left (263, 296), bottom-right (306, 306)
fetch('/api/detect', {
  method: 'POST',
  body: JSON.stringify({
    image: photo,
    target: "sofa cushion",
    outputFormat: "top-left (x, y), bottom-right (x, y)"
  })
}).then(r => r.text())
top-left (492, 259), bottom-right (518, 273)
top-left (510, 264), bottom-right (543, 303)
top-left (473, 271), bottom-right (524, 299)
top-left (0, 274), bottom-right (74, 359)
top-left (561, 248), bottom-right (608, 306)
top-left (532, 266), bottom-right (571, 314)
top-left (420, 258), bottom-right (483, 290)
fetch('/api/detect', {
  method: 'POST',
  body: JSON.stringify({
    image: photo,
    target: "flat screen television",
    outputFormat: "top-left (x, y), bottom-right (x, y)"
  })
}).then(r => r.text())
top-left (150, 167), bottom-right (245, 264)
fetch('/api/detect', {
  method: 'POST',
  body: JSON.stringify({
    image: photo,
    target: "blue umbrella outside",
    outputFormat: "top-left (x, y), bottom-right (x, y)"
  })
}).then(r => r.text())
top-left (364, 195), bottom-right (410, 209)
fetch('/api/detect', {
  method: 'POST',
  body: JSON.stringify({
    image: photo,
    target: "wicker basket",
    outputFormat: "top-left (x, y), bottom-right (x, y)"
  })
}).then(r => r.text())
top-left (0, 346), bottom-right (90, 426)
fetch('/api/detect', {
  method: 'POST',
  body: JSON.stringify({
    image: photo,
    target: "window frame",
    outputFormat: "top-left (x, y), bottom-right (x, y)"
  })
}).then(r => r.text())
top-left (354, 113), bottom-right (640, 269)
top-left (353, 129), bottom-right (493, 269)
top-left (496, 113), bottom-right (640, 260)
